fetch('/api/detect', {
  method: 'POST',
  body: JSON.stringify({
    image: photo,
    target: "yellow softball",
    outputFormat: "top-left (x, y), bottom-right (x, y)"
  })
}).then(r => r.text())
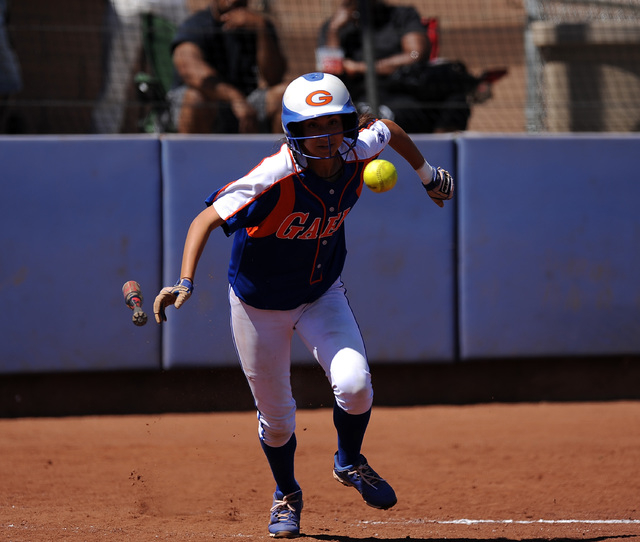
top-left (363, 159), bottom-right (398, 193)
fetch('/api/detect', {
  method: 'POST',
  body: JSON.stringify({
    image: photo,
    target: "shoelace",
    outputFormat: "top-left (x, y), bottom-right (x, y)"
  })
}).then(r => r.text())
top-left (270, 496), bottom-right (299, 520)
top-left (350, 463), bottom-right (385, 488)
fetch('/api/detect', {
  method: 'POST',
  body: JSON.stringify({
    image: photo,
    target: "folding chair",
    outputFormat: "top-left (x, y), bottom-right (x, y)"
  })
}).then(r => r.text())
top-left (422, 17), bottom-right (440, 61)
top-left (134, 13), bottom-right (176, 133)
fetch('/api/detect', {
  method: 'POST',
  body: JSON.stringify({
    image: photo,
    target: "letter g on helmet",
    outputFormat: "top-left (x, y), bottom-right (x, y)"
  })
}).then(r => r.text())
top-left (305, 90), bottom-right (333, 106)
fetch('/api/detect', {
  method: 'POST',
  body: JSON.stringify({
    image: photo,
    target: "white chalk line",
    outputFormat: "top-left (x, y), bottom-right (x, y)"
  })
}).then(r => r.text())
top-left (360, 519), bottom-right (640, 526)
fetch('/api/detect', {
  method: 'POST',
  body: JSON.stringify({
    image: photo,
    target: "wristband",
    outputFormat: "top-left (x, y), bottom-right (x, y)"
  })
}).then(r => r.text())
top-left (415, 161), bottom-right (436, 185)
top-left (175, 277), bottom-right (194, 291)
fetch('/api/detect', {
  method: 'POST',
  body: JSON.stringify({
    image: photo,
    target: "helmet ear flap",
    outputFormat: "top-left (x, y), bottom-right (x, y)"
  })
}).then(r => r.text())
top-left (287, 121), bottom-right (303, 138)
top-left (284, 121), bottom-right (304, 158)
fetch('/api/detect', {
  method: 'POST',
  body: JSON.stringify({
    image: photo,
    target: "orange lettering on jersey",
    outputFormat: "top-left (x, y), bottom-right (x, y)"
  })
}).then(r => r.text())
top-left (335, 207), bottom-right (350, 229)
top-left (277, 208), bottom-right (351, 240)
top-left (299, 217), bottom-right (321, 239)
top-left (320, 215), bottom-right (342, 238)
top-left (306, 91), bottom-right (333, 107)
top-left (276, 212), bottom-right (308, 239)
top-left (320, 208), bottom-right (350, 237)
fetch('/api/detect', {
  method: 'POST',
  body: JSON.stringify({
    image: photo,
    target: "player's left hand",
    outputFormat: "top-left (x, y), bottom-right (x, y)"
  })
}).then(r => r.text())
top-left (153, 278), bottom-right (193, 323)
top-left (424, 167), bottom-right (454, 208)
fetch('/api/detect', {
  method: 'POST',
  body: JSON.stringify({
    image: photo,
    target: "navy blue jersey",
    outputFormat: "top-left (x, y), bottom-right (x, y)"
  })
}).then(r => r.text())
top-left (206, 120), bottom-right (391, 310)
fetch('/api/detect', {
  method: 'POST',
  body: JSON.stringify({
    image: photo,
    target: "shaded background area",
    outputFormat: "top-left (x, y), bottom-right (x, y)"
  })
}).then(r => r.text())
top-left (3, 0), bottom-right (640, 134)
top-left (2, 357), bottom-right (640, 418)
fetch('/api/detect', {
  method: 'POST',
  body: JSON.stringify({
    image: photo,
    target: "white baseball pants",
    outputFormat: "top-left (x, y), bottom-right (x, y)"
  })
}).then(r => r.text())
top-left (229, 279), bottom-right (373, 448)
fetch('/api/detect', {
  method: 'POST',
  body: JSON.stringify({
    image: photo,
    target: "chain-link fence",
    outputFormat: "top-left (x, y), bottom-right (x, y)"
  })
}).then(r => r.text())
top-left (525, 0), bottom-right (640, 131)
top-left (1, 0), bottom-right (639, 134)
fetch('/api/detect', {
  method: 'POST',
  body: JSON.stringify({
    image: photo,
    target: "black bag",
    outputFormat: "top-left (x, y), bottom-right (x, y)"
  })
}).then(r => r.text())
top-left (386, 60), bottom-right (479, 103)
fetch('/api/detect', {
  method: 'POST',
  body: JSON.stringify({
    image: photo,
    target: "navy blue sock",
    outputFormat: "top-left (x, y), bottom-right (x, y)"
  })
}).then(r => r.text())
top-left (333, 401), bottom-right (371, 467)
top-left (260, 433), bottom-right (300, 496)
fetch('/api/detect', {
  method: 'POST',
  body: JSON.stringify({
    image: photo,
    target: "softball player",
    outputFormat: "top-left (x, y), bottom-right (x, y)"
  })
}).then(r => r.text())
top-left (154, 72), bottom-right (453, 538)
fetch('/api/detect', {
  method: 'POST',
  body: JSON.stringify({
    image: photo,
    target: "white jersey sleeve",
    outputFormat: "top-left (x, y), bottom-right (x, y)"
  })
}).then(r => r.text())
top-left (210, 144), bottom-right (299, 223)
top-left (346, 119), bottom-right (391, 162)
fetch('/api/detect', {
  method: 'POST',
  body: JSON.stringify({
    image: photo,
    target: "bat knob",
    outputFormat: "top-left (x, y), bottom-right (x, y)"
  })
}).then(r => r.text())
top-left (132, 308), bottom-right (148, 326)
top-left (123, 281), bottom-right (147, 326)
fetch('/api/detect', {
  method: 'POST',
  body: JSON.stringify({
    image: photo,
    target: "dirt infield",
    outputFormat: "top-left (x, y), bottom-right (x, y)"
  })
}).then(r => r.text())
top-left (2, 401), bottom-right (639, 541)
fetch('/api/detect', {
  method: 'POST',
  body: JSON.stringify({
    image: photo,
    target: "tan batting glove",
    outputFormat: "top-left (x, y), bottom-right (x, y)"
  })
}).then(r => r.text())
top-left (416, 162), bottom-right (454, 208)
top-left (153, 278), bottom-right (193, 323)
top-left (424, 167), bottom-right (454, 208)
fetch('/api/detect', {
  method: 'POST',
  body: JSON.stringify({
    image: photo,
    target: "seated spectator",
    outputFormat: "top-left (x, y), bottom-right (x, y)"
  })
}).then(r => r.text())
top-left (318, 0), bottom-right (473, 133)
top-left (169, 0), bottom-right (288, 134)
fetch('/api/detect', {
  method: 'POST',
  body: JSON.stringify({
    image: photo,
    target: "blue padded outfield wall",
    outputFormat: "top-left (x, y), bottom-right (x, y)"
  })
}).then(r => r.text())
top-left (1, 134), bottom-right (639, 374)
top-left (0, 136), bottom-right (162, 374)
top-left (458, 134), bottom-right (640, 359)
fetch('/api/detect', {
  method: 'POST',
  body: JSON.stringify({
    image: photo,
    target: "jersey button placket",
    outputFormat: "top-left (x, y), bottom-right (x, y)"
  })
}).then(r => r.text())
top-left (312, 188), bottom-right (337, 283)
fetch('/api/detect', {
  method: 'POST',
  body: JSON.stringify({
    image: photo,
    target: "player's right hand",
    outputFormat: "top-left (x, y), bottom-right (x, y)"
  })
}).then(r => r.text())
top-left (153, 278), bottom-right (193, 324)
